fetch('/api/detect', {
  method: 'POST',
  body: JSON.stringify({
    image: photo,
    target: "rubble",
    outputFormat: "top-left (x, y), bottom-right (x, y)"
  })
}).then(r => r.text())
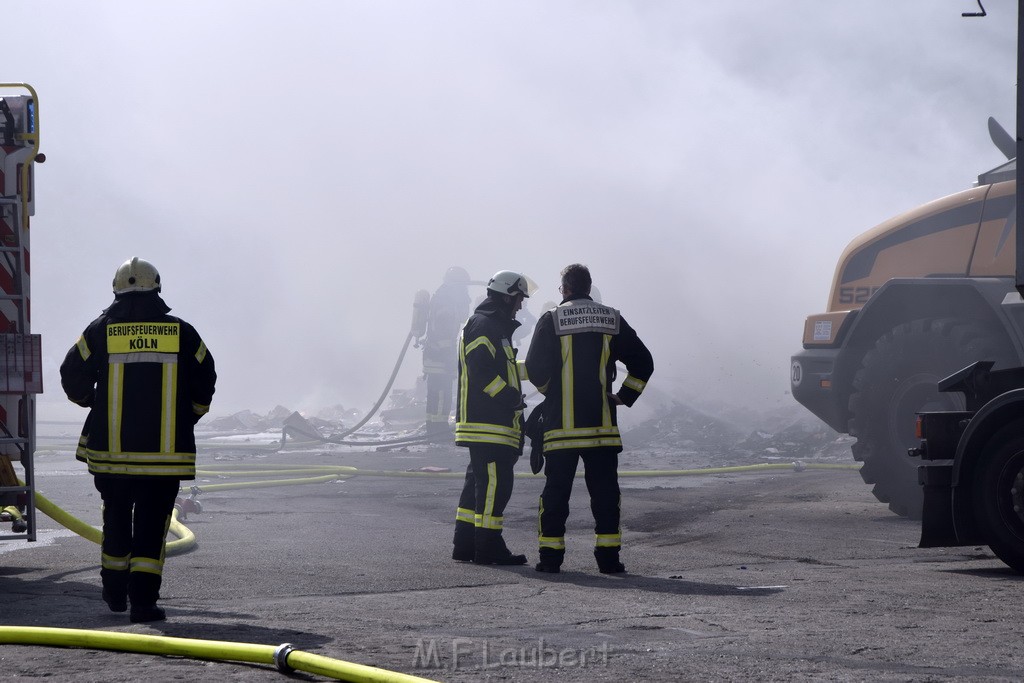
top-left (206, 404), bottom-right (349, 434)
top-left (202, 397), bottom-right (857, 467)
top-left (621, 400), bottom-right (854, 465)
top-left (624, 402), bottom-right (745, 450)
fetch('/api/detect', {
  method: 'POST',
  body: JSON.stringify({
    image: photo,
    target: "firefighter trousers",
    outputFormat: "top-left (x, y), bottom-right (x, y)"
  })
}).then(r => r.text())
top-left (453, 445), bottom-right (518, 556)
top-left (537, 448), bottom-right (621, 566)
top-left (93, 475), bottom-right (180, 608)
top-left (425, 371), bottom-right (455, 439)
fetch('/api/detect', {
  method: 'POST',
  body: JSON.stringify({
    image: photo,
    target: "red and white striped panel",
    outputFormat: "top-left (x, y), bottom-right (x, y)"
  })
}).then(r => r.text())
top-left (0, 144), bottom-right (30, 334)
top-left (0, 141), bottom-right (33, 442)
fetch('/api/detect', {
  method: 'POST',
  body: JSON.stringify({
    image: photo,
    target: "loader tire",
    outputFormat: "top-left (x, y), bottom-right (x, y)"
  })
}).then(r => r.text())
top-left (848, 318), bottom-right (1011, 519)
top-left (971, 425), bottom-right (1024, 573)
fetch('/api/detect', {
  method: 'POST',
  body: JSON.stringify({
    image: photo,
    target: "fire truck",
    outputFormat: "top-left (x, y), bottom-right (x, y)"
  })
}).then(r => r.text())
top-left (0, 83), bottom-right (44, 544)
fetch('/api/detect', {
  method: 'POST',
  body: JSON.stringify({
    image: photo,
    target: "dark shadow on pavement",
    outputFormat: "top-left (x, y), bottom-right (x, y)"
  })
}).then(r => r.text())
top-left (0, 565), bottom-right (38, 578)
top-left (1, 571), bottom-right (336, 650)
top-left (147, 618), bottom-right (334, 652)
top-left (942, 566), bottom-right (1024, 579)
top-left (487, 565), bottom-right (784, 597)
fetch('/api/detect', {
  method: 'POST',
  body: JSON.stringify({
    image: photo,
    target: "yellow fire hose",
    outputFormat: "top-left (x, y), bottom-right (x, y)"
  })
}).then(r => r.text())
top-left (615, 462), bottom-right (859, 476)
top-left (0, 626), bottom-right (438, 682)
top-left (31, 486), bottom-right (194, 554)
top-left (193, 458), bottom-right (864, 481)
top-left (190, 473), bottom-right (350, 492)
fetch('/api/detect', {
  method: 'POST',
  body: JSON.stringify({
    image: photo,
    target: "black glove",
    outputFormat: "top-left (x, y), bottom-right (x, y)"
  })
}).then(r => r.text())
top-left (525, 401), bottom-right (546, 474)
top-left (530, 442), bottom-right (544, 475)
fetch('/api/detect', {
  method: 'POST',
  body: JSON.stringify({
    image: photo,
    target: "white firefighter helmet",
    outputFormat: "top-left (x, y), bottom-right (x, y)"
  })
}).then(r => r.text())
top-left (112, 257), bottom-right (161, 294)
top-left (487, 270), bottom-right (530, 298)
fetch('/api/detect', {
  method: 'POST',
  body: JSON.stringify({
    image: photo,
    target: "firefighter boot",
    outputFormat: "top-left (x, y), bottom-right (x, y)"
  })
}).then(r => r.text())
top-left (128, 571), bottom-right (166, 622)
top-left (100, 568), bottom-right (129, 613)
top-left (473, 528), bottom-right (527, 565)
top-left (594, 547), bottom-right (626, 574)
top-left (101, 588), bottom-right (128, 613)
top-left (535, 547), bottom-right (563, 574)
top-left (452, 520), bottom-right (475, 562)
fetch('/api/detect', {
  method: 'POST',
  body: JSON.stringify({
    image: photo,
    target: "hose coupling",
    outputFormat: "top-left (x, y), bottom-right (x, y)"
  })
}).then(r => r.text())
top-left (274, 642), bottom-right (296, 672)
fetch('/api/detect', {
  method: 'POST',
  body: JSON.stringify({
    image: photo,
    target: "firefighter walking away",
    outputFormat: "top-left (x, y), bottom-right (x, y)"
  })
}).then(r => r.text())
top-left (60, 257), bottom-right (217, 622)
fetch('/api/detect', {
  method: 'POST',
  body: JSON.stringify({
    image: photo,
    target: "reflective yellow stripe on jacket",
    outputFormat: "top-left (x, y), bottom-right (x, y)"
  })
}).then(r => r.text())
top-left (82, 450), bottom-right (197, 477)
top-left (544, 333), bottom-right (621, 452)
top-left (456, 327), bottom-right (523, 448)
top-left (454, 421), bottom-right (521, 448)
top-left (101, 324), bottom-right (186, 475)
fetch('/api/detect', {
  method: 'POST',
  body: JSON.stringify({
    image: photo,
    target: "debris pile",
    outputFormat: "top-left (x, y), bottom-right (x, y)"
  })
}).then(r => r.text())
top-left (206, 405), bottom-right (359, 435)
top-left (622, 401), bottom-right (854, 466)
top-left (624, 402), bottom-right (745, 451)
top-left (201, 398), bottom-right (856, 466)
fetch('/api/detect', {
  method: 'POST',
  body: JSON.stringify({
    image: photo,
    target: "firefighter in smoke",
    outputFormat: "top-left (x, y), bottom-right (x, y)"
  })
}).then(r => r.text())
top-left (60, 257), bottom-right (217, 622)
top-left (526, 264), bottom-right (653, 574)
top-left (452, 270), bottom-right (530, 565)
top-left (421, 266), bottom-right (471, 441)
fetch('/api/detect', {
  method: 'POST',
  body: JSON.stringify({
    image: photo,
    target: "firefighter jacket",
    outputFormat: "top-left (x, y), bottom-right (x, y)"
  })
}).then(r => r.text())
top-left (525, 296), bottom-right (653, 453)
top-left (59, 292), bottom-right (217, 480)
top-left (422, 281), bottom-right (470, 376)
top-left (455, 297), bottom-right (526, 450)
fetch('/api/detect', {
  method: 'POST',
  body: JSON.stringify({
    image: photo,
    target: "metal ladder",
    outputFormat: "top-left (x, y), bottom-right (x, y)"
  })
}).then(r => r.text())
top-left (0, 196), bottom-right (37, 542)
top-left (0, 84), bottom-right (40, 542)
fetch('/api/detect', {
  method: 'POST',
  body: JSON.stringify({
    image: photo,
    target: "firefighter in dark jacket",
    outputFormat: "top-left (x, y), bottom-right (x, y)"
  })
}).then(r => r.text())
top-left (525, 264), bottom-right (653, 574)
top-left (452, 270), bottom-right (530, 565)
top-left (60, 257), bottom-right (217, 622)
top-left (422, 266), bottom-right (471, 441)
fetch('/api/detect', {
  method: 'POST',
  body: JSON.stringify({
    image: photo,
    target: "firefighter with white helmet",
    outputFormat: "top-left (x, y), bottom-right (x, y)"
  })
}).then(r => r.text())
top-left (451, 269), bottom-right (530, 565)
top-left (112, 256), bottom-right (161, 293)
top-left (60, 257), bottom-right (217, 622)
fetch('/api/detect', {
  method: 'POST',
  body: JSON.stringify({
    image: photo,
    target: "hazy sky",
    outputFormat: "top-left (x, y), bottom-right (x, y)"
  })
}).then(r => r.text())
top-left (3, 1), bottom-right (1018, 421)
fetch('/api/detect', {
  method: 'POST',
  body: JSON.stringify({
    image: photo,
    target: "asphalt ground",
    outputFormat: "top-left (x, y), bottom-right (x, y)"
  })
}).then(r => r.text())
top-left (2, 436), bottom-right (1024, 682)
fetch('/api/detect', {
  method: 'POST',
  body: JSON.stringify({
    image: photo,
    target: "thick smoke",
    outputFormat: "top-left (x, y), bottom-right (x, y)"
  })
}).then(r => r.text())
top-left (2, 1), bottom-right (1014, 422)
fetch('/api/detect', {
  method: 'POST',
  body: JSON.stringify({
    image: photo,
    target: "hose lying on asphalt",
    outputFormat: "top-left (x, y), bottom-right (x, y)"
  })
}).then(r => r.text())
top-left (188, 473), bottom-right (351, 492)
top-left (29, 485), bottom-right (195, 554)
top-left (194, 461), bottom-right (858, 480)
top-left (0, 626), bottom-right (438, 683)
